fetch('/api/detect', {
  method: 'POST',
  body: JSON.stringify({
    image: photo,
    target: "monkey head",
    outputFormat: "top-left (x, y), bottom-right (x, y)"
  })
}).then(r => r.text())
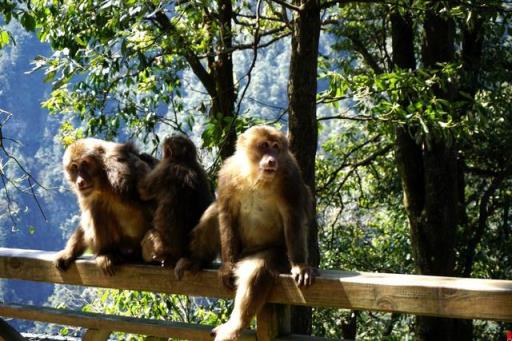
top-left (236, 125), bottom-right (288, 181)
top-left (63, 139), bottom-right (107, 197)
top-left (163, 134), bottom-right (198, 163)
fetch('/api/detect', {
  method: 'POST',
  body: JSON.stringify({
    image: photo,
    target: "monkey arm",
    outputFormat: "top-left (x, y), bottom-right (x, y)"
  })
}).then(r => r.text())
top-left (280, 184), bottom-right (315, 287)
top-left (54, 226), bottom-right (87, 271)
top-left (283, 213), bottom-right (314, 287)
top-left (219, 204), bottom-right (242, 264)
top-left (282, 207), bottom-right (309, 265)
top-left (138, 153), bottom-right (159, 168)
top-left (137, 162), bottom-right (171, 200)
top-left (218, 199), bottom-right (242, 289)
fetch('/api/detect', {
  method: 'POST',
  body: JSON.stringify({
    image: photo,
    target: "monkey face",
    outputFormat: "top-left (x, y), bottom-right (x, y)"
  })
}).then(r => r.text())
top-left (66, 155), bottom-right (105, 197)
top-left (236, 126), bottom-right (290, 181)
top-left (256, 140), bottom-right (280, 177)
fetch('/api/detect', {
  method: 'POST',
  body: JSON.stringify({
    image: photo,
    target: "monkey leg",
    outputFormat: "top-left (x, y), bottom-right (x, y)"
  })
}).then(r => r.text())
top-left (54, 227), bottom-right (87, 271)
top-left (212, 251), bottom-right (277, 341)
top-left (175, 207), bottom-right (220, 280)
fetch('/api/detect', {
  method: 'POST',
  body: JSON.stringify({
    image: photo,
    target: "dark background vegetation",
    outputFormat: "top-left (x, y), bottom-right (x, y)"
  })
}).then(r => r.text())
top-left (1, 0), bottom-right (511, 340)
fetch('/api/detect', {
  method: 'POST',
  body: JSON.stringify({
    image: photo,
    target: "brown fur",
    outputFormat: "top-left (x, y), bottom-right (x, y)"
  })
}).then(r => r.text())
top-left (139, 134), bottom-right (214, 266)
top-left (54, 138), bottom-right (154, 275)
top-left (175, 126), bottom-right (314, 341)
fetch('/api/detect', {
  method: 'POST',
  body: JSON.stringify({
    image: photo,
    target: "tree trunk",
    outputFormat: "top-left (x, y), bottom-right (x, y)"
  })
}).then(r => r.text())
top-left (212, 0), bottom-right (237, 159)
top-left (287, 0), bottom-right (321, 335)
top-left (391, 8), bottom-right (473, 340)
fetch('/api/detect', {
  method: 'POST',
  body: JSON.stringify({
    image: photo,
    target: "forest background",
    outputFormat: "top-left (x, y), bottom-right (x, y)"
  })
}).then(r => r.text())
top-left (0, 0), bottom-right (511, 340)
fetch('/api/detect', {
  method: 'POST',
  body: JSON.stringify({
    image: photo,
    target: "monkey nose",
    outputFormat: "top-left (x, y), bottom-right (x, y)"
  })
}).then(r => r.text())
top-left (77, 180), bottom-right (90, 191)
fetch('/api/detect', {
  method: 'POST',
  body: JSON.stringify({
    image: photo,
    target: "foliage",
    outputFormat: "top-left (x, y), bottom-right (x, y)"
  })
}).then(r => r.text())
top-left (85, 289), bottom-right (232, 341)
top-left (315, 0), bottom-right (512, 338)
top-left (0, 0), bottom-right (37, 48)
top-left (2, 0), bottom-right (512, 339)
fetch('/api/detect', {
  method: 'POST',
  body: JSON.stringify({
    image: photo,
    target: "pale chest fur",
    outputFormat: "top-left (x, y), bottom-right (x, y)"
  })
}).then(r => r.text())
top-left (111, 201), bottom-right (149, 239)
top-left (238, 189), bottom-right (284, 250)
top-left (80, 195), bottom-right (149, 246)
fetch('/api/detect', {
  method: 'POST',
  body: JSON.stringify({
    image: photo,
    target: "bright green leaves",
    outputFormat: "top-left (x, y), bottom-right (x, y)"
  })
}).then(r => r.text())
top-left (0, 1), bottom-right (38, 48)
top-left (28, 0), bottom-right (191, 141)
top-left (0, 30), bottom-right (10, 48)
top-left (320, 62), bottom-right (464, 144)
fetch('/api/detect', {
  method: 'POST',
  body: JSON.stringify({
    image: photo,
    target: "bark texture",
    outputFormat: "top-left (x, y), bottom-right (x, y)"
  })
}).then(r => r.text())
top-left (391, 7), bottom-right (474, 340)
top-left (287, 0), bottom-right (321, 335)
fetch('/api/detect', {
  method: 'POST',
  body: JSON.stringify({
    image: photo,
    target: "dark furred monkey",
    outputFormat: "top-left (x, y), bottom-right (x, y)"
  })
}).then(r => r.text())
top-left (139, 134), bottom-right (214, 266)
top-left (55, 138), bottom-right (154, 275)
top-left (176, 125), bottom-right (315, 341)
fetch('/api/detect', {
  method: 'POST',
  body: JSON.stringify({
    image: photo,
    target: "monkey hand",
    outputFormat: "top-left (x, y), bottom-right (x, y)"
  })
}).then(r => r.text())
top-left (174, 257), bottom-right (202, 280)
top-left (291, 263), bottom-right (315, 287)
top-left (96, 255), bottom-right (115, 276)
top-left (218, 262), bottom-right (237, 290)
top-left (54, 251), bottom-right (75, 271)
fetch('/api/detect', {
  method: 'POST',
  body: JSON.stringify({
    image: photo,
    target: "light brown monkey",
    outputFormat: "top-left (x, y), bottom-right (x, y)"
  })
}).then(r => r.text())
top-left (138, 134), bottom-right (214, 266)
top-left (54, 138), bottom-right (154, 275)
top-left (175, 125), bottom-right (315, 341)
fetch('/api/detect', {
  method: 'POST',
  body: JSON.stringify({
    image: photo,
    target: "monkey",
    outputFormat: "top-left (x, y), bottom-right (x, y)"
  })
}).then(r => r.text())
top-left (174, 201), bottom-right (220, 277)
top-left (54, 138), bottom-right (155, 275)
top-left (138, 134), bottom-right (214, 267)
top-left (175, 125), bottom-right (315, 341)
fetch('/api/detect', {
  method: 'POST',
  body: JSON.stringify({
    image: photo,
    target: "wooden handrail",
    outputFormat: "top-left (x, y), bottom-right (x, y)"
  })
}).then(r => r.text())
top-left (0, 247), bottom-right (511, 339)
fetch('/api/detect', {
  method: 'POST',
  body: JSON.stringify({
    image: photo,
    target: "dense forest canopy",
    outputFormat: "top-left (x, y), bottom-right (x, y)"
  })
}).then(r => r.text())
top-left (1, 0), bottom-right (511, 340)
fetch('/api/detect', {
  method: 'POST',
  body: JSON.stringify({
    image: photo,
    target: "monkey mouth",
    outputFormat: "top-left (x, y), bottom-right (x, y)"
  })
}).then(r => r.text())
top-left (79, 185), bottom-right (94, 194)
top-left (261, 167), bottom-right (277, 175)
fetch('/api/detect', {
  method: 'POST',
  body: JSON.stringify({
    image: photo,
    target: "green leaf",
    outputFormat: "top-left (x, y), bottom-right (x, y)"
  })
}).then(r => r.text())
top-left (0, 31), bottom-right (10, 48)
top-left (20, 13), bottom-right (36, 32)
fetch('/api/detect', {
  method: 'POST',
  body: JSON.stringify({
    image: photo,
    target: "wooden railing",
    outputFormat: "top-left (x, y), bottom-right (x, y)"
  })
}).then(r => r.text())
top-left (0, 247), bottom-right (511, 340)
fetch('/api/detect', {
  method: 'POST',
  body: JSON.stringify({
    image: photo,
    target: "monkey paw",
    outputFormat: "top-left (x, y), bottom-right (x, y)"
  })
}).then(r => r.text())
top-left (291, 264), bottom-right (315, 287)
top-left (54, 252), bottom-right (74, 271)
top-left (218, 262), bottom-right (236, 290)
top-left (211, 321), bottom-right (241, 341)
top-left (174, 257), bottom-right (192, 280)
top-left (96, 255), bottom-right (115, 276)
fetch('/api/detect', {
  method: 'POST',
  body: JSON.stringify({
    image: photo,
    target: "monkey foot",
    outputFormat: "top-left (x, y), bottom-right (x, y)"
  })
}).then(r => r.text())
top-left (211, 321), bottom-right (241, 341)
top-left (96, 255), bottom-right (115, 276)
top-left (54, 250), bottom-right (76, 271)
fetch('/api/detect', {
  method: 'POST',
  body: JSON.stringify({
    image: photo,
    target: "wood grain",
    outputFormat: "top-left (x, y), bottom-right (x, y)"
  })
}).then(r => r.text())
top-left (0, 303), bottom-right (256, 341)
top-left (0, 248), bottom-right (511, 322)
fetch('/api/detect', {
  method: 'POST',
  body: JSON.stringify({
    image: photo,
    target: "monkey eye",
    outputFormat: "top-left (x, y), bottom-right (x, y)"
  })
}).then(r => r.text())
top-left (272, 142), bottom-right (280, 151)
top-left (80, 159), bottom-right (90, 169)
top-left (259, 141), bottom-right (270, 150)
top-left (69, 163), bottom-right (78, 172)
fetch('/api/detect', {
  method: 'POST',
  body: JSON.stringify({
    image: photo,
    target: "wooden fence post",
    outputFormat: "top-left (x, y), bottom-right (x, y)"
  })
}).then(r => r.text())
top-left (256, 304), bottom-right (291, 340)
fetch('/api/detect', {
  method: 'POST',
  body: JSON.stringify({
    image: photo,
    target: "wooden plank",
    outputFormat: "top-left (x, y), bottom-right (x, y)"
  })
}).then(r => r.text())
top-left (276, 335), bottom-right (340, 341)
top-left (0, 248), bottom-right (511, 321)
top-left (82, 329), bottom-right (110, 341)
top-left (0, 303), bottom-right (256, 341)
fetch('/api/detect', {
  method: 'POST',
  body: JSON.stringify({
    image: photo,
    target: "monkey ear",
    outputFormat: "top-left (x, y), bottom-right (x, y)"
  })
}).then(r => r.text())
top-left (236, 133), bottom-right (247, 149)
top-left (95, 146), bottom-right (106, 155)
top-left (163, 143), bottom-right (172, 159)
